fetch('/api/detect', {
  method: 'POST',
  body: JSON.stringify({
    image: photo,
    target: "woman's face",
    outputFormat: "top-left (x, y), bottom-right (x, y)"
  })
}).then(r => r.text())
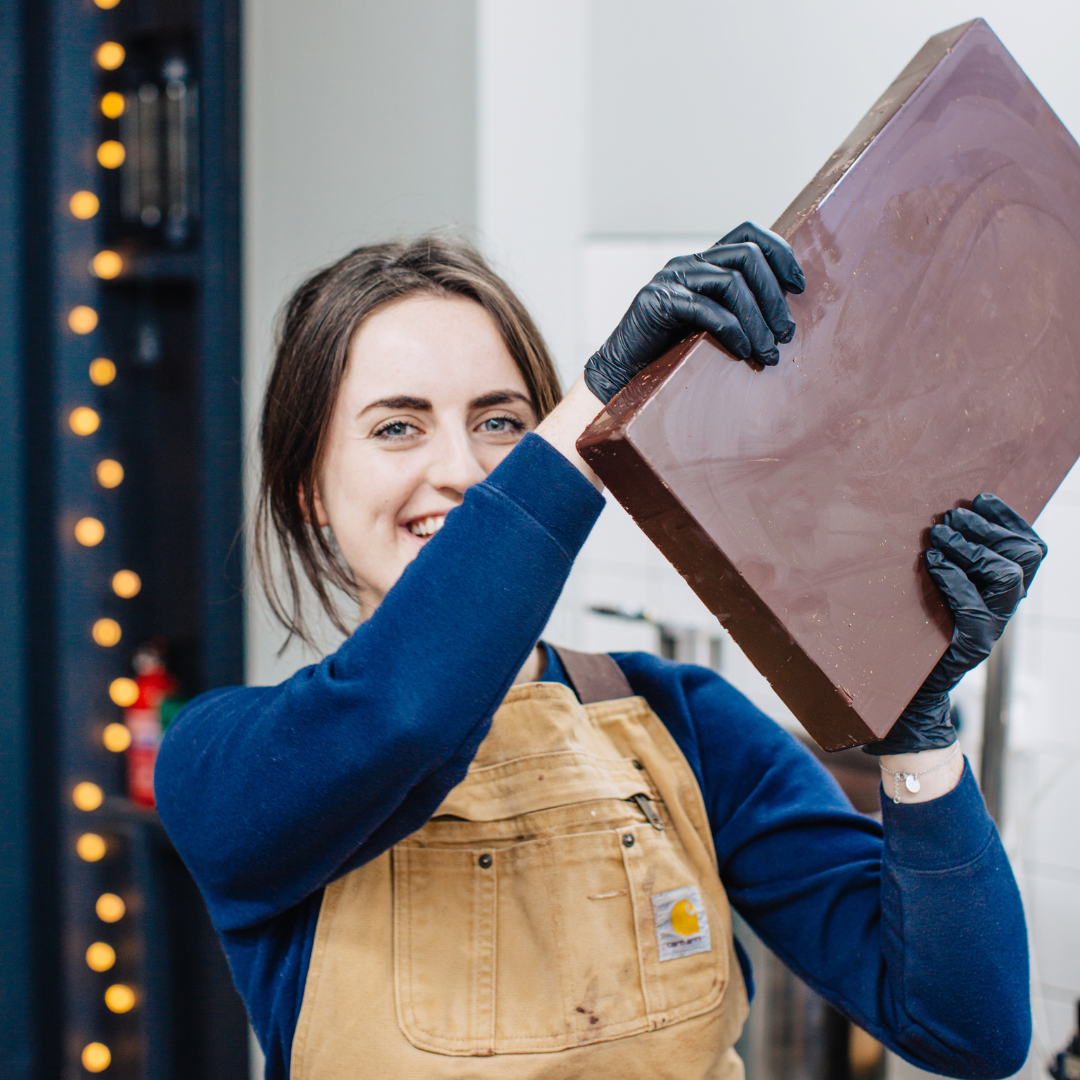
top-left (314, 294), bottom-right (539, 619)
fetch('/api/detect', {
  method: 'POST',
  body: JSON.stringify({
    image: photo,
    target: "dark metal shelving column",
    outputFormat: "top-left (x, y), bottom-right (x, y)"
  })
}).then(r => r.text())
top-left (0, 1), bottom-right (38, 1075)
top-left (198, 0), bottom-right (244, 691)
top-left (1, 0), bottom-right (248, 1076)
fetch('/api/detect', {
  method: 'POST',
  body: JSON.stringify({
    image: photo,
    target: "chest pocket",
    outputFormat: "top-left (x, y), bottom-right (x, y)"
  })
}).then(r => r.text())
top-left (392, 750), bottom-right (728, 1056)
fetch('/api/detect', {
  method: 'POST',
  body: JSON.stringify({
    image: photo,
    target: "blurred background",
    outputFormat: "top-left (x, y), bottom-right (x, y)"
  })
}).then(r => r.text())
top-left (2, 2), bottom-right (1078, 1078)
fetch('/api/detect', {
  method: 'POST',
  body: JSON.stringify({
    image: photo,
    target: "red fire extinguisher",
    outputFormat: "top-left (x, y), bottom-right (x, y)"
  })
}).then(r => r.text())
top-left (123, 639), bottom-right (177, 808)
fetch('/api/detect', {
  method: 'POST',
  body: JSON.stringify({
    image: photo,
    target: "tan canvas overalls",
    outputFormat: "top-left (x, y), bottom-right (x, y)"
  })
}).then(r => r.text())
top-left (291, 649), bottom-right (748, 1079)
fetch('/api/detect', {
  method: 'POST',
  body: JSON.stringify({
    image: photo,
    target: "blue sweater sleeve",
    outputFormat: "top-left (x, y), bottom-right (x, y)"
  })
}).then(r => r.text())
top-left (612, 655), bottom-right (1030, 1080)
top-left (155, 434), bottom-right (605, 932)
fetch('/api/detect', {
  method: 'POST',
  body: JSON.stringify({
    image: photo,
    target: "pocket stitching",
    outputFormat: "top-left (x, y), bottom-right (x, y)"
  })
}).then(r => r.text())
top-left (395, 847), bottom-right (500, 1054)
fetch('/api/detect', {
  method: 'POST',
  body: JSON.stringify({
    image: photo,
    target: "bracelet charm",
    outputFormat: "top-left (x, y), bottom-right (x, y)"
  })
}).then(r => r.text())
top-left (880, 742), bottom-right (961, 804)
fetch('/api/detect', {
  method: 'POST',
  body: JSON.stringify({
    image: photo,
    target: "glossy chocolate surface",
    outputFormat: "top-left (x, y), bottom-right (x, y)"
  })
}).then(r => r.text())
top-left (579, 19), bottom-right (1080, 750)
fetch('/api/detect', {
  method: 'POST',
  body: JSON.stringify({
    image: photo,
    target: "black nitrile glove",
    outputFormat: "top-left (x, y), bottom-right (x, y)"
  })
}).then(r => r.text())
top-left (583, 222), bottom-right (806, 404)
top-left (864, 494), bottom-right (1047, 756)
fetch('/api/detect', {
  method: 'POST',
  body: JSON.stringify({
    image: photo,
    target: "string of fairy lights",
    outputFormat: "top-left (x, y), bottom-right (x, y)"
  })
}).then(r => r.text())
top-left (67, 0), bottom-right (145, 1072)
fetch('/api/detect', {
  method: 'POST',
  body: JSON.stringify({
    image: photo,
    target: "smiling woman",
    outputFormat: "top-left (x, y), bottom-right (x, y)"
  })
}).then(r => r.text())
top-left (311, 295), bottom-right (542, 621)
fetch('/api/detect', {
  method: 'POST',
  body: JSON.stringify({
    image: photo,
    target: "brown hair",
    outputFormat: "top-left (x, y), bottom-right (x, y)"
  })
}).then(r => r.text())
top-left (255, 232), bottom-right (563, 647)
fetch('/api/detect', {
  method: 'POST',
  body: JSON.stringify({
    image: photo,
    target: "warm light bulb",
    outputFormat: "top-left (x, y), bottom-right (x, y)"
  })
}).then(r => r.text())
top-left (77, 833), bottom-right (107, 862)
top-left (68, 306), bottom-right (99, 334)
top-left (95, 42), bottom-right (125, 70)
top-left (69, 407), bottom-right (101, 436)
top-left (73, 781), bottom-right (104, 811)
top-left (95, 892), bottom-right (125, 923)
top-left (89, 358), bottom-right (116, 385)
top-left (109, 677), bottom-right (139, 707)
top-left (94, 0), bottom-right (121, 8)
top-left (91, 250), bottom-right (123, 279)
top-left (96, 459), bottom-right (124, 489)
top-left (74, 517), bottom-right (105, 546)
top-left (102, 722), bottom-right (131, 752)
top-left (100, 91), bottom-right (125, 118)
top-left (112, 569), bottom-right (141, 598)
top-left (104, 984), bottom-right (136, 1013)
top-left (92, 618), bottom-right (122, 647)
top-left (81, 1042), bottom-right (111, 1073)
top-left (86, 941), bottom-right (116, 972)
top-left (69, 191), bottom-right (100, 220)
top-left (97, 140), bottom-right (125, 169)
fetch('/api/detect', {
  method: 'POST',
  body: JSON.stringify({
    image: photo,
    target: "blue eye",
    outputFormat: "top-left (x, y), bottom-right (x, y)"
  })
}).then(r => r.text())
top-left (375, 420), bottom-right (417, 439)
top-left (480, 415), bottom-right (524, 434)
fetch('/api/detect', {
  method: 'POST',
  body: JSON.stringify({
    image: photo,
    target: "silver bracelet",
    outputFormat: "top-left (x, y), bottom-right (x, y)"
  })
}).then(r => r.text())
top-left (879, 742), bottom-right (961, 804)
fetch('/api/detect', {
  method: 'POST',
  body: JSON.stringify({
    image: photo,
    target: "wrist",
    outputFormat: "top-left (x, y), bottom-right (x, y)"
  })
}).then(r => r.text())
top-left (878, 741), bottom-right (963, 804)
top-left (535, 376), bottom-right (605, 489)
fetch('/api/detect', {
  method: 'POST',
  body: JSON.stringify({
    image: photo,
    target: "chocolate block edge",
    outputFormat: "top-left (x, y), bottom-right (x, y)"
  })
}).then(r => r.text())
top-left (773, 18), bottom-right (976, 236)
top-left (578, 334), bottom-right (877, 752)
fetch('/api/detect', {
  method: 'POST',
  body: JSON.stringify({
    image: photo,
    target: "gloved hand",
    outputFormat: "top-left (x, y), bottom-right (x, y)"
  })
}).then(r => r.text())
top-left (583, 222), bottom-right (806, 404)
top-left (865, 494), bottom-right (1048, 756)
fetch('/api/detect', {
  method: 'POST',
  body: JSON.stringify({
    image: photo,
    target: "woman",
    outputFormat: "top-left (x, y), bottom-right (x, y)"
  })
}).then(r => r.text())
top-left (157, 227), bottom-right (1041, 1080)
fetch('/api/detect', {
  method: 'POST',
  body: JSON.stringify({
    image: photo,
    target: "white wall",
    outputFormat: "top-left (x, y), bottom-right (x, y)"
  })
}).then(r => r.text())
top-left (243, 1), bottom-right (1080, 1073)
top-left (1004, 458), bottom-right (1080, 1070)
top-left (587, 0), bottom-right (1080, 235)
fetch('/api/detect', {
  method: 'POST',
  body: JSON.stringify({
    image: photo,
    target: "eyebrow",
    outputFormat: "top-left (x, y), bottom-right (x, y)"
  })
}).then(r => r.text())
top-left (470, 391), bottom-right (534, 411)
top-left (359, 390), bottom-right (534, 416)
top-left (360, 395), bottom-right (432, 415)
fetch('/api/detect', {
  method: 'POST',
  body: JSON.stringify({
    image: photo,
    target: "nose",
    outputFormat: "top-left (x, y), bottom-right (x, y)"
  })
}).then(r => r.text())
top-left (425, 424), bottom-right (488, 497)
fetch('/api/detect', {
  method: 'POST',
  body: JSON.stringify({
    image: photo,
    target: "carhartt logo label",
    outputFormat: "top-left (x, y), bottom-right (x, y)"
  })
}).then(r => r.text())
top-left (651, 885), bottom-right (711, 961)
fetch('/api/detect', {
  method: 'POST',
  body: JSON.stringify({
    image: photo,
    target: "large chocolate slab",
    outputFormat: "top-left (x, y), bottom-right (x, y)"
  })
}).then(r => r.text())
top-left (578, 19), bottom-right (1080, 751)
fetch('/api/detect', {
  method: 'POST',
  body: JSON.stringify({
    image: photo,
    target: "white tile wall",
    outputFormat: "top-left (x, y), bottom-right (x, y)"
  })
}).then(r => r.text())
top-left (1003, 470), bottom-right (1080, 1076)
top-left (951, 463), bottom-right (1080, 1077)
top-left (1029, 875), bottom-right (1080, 993)
top-left (1026, 757), bottom-right (1080, 874)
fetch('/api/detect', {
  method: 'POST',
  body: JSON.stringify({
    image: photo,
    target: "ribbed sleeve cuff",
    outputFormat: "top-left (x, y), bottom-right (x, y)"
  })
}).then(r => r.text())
top-left (482, 433), bottom-right (606, 560)
top-left (881, 758), bottom-right (995, 870)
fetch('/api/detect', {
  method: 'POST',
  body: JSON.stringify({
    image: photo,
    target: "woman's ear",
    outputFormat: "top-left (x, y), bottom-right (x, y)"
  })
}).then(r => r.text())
top-left (300, 481), bottom-right (331, 529)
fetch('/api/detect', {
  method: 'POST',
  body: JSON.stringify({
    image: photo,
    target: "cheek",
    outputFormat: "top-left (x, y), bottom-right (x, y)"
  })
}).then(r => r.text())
top-left (475, 439), bottom-right (522, 475)
top-left (321, 449), bottom-right (417, 564)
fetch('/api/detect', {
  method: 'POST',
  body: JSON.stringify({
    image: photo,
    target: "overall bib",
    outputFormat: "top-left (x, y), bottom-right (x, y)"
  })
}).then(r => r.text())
top-left (291, 650), bottom-right (748, 1079)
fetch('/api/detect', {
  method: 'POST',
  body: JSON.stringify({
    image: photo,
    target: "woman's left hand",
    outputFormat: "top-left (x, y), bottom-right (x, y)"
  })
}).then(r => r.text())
top-left (866, 493), bottom-right (1048, 756)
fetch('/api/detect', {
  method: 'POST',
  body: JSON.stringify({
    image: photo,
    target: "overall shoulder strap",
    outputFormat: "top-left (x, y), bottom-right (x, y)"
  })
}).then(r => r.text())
top-left (550, 645), bottom-right (634, 704)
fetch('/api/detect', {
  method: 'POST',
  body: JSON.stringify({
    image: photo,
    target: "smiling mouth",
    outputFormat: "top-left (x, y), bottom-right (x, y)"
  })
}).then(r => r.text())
top-left (406, 515), bottom-right (446, 538)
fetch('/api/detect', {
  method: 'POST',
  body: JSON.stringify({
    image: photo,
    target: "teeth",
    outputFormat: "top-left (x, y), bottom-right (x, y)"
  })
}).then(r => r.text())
top-left (408, 515), bottom-right (445, 538)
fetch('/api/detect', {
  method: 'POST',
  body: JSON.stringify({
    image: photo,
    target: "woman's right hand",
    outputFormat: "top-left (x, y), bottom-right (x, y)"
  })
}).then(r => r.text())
top-left (583, 222), bottom-right (806, 404)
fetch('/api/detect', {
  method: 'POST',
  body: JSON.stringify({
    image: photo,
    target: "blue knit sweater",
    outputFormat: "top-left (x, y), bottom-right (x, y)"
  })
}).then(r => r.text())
top-left (155, 434), bottom-right (1030, 1080)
